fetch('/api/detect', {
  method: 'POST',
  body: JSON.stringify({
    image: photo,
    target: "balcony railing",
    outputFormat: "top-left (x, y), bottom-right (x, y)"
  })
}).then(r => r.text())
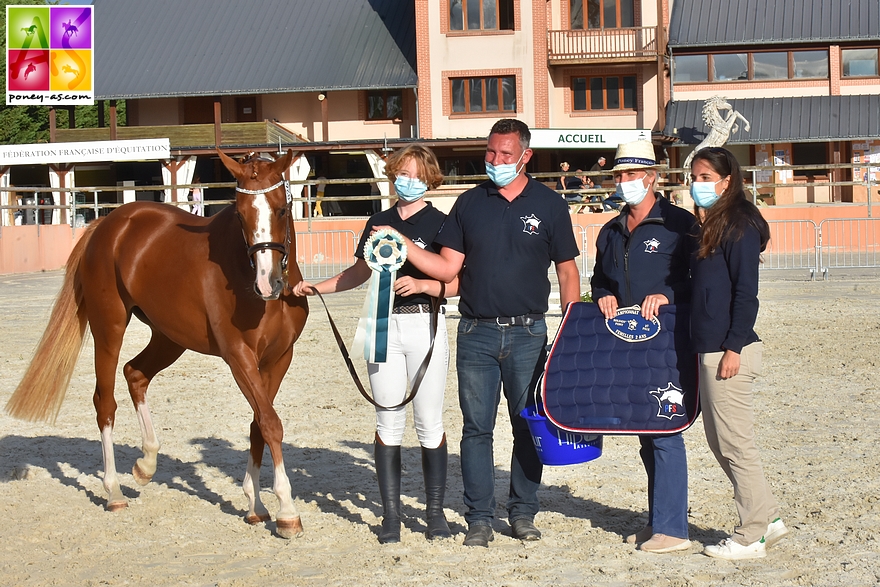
top-left (54, 121), bottom-right (305, 149)
top-left (548, 26), bottom-right (659, 63)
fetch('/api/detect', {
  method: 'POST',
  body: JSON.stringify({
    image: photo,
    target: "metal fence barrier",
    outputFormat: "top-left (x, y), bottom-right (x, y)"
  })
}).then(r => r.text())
top-left (295, 230), bottom-right (358, 281)
top-left (763, 220), bottom-right (820, 274)
top-left (819, 218), bottom-right (880, 273)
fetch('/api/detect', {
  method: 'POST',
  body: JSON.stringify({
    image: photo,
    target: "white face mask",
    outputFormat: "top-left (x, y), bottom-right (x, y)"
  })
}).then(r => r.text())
top-left (615, 177), bottom-right (650, 206)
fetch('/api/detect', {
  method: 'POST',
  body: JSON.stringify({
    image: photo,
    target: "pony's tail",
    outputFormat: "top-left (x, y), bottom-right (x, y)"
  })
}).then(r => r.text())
top-left (5, 222), bottom-right (99, 423)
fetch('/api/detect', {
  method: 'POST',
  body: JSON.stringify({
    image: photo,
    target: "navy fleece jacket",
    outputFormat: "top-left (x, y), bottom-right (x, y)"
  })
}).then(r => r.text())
top-left (690, 222), bottom-right (763, 354)
top-left (591, 195), bottom-right (697, 307)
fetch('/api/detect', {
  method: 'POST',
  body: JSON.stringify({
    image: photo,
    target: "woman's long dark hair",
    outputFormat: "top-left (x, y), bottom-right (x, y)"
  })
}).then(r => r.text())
top-left (691, 147), bottom-right (770, 259)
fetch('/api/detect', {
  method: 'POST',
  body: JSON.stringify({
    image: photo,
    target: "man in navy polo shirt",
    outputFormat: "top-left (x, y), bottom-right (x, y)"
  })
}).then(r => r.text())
top-left (403, 119), bottom-right (581, 547)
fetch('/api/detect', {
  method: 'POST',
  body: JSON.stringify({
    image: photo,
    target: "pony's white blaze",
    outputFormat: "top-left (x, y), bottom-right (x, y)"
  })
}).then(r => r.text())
top-left (251, 194), bottom-right (277, 297)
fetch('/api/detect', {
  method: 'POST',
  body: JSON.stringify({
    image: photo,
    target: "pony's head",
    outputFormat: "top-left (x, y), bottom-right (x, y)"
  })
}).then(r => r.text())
top-left (218, 149), bottom-right (296, 300)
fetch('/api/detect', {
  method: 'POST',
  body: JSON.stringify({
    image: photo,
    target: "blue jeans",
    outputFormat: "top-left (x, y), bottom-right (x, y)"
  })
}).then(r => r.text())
top-left (456, 317), bottom-right (547, 526)
top-left (638, 432), bottom-right (689, 539)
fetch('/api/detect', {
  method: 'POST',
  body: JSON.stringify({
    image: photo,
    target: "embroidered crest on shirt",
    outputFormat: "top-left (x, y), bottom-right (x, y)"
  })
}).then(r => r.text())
top-left (412, 237), bottom-right (428, 250)
top-left (649, 382), bottom-right (686, 420)
top-left (521, 214), bottom-right (542, 235)
top-left (643, 237), bottom-right (661, 253)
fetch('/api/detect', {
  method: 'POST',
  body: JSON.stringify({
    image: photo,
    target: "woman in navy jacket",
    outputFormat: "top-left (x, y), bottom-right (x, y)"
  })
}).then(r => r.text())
top-left (689, 147), bottom-right (788, 560)
top-left (591, 140), bottom-right (697, 554)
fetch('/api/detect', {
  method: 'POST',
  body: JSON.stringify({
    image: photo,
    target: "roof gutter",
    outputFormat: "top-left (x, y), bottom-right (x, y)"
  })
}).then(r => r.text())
top-left (413, 87), bottom-right (420, 139)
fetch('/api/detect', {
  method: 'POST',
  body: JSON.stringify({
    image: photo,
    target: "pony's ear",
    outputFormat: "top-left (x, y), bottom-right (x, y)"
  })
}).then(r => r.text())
top-left (217, 149), bottom-right (246, 180)
top-left (270, 149), bottom-right (295, 176)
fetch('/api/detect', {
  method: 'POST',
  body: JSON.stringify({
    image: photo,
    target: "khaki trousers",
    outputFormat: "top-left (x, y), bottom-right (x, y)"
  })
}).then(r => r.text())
top-left (699, 342), bottom-right (780, 545)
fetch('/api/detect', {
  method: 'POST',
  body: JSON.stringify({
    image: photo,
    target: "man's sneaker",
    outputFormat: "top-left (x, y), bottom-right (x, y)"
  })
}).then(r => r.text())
top-left (765, 518), bottom-right (789, 547)
top-left (703, 537), bottom-right (766, 560)
top-left (639, 533), bottom-right (691, 553)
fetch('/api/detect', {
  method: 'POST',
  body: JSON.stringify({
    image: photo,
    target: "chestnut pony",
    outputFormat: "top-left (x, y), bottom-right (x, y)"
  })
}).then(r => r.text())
top-left (6, 150), bottom-right (309, 538)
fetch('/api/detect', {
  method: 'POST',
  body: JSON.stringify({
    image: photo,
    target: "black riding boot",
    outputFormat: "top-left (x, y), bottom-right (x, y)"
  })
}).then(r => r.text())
top-left (422, 436), bottom-right (452, 540)
top-left (374, 436), bottom-right (401, 544)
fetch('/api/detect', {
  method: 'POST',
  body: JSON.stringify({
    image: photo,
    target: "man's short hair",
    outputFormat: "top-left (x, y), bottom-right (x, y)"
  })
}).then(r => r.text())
top-left (598, 156), bottom-right (606, 164)
top-left (489, 118), bottom-right (531, 151)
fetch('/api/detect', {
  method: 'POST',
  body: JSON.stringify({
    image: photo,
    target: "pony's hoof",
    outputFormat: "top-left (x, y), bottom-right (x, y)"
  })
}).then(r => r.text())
top-left (132, 463), bottom-right (154, 486)
top-left (245, 512), bottom-right (271, 525)
top-left (276, 517), bottom-right (304, 539)
top-left (106, 501), bottom-right (128, 513)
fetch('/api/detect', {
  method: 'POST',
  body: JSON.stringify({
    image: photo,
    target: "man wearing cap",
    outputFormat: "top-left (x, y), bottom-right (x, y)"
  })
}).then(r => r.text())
top-left (591, 140), bottom-right (698, 554)
top-left (398, 118), bottom-right (581, 547)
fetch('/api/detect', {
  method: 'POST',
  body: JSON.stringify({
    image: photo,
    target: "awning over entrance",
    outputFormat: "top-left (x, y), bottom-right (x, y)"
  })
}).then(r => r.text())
top-left (664, 95), bottom-right (880, 145)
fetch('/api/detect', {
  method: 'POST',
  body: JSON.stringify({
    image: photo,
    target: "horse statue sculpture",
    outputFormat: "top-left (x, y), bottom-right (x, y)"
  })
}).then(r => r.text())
top-left (5, 150), bottom-right (310, 539)
top-left (682, 96), bottom-right (751, 178)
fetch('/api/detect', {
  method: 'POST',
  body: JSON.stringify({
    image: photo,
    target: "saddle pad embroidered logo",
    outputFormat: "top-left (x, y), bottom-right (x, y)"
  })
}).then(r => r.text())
top-left (649, 383), bottom-right (687, 420)
top-left (606, 305), bottom-right (660, 342)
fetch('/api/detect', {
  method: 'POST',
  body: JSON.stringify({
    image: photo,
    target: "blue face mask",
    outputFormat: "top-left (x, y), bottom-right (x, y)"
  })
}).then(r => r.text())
top-left (485, 150), bottom-right (526, 188)
top-left (394, 176), bottom-right (428, 202)
top-left (690, 180), bottom-right (722, 208)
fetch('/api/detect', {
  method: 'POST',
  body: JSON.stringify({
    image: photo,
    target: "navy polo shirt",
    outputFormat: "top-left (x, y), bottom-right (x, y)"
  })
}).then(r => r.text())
top-left (435, 175), bottom-right (580, 318)
top-left (356, 202), bottom-right (447, 307)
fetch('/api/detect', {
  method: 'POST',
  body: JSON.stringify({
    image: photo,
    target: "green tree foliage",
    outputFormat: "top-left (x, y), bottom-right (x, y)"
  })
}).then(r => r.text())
top-left (1, 0), bottom-right (125, 145)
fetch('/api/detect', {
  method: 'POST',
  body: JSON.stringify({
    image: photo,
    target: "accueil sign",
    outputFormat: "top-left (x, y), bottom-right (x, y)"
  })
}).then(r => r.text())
top-left (0, 139), bottom-right (172, 166)
top-left (530, 129), bottom-right (651, 149)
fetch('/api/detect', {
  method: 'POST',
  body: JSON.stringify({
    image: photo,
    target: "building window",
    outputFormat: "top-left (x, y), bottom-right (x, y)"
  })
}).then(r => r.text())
top-left (451, 76), bottom-right (516, 113)
top-left (673, 54), bottom-right (709, 82)
top-left (450, 0), bottom-right (514, 31)
top-left (792, 50), bottom-right (828, 78)
top-left (753, 52), bottom-right (788, 80)
top-left (573, 75), bottom-right (636, 111)
top-left (712, 53), bottom-right (748, 81)
top-left (367, 90), bottom-right (403, 120)
top-left (570, 0), bottom-right (635, 29)
top-left (674, 50), bottom-right (829, 83)
top-left (842, 48), bottom-right (879, 77)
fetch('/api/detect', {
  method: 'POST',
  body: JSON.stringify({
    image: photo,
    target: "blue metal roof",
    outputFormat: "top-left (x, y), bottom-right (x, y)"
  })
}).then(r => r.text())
top-left (93, 0), bottom-right (417, 99)
top-left (669, 0), bottom-right (880, 48)
top-left (664, 95), bottom-right (880, 144)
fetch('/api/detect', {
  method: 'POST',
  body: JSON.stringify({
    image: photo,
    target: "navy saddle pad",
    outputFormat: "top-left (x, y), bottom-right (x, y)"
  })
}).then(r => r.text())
top-left (540, 302), bottom-right (699, 435)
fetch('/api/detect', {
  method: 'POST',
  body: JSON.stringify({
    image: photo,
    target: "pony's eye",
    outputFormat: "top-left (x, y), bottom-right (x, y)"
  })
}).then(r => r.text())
top-left (278, 208), bottom-right (287, 219)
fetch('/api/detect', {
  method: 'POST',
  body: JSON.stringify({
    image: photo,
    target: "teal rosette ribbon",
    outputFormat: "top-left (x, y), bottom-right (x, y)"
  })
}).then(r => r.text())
top-left (353, 229), bottom-right (408, 363)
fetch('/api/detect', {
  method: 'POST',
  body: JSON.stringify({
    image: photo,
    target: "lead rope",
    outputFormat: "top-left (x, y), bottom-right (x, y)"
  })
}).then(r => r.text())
top-left (306, 282), bottom-right (444, 410)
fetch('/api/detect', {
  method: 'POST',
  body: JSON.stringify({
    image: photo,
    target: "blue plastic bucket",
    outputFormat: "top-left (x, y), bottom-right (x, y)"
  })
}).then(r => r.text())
top-left (520, 408), bottom-right (603, 466)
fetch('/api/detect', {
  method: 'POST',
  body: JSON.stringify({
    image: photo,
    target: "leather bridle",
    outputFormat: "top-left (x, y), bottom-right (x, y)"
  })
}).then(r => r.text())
top-left (235, 179), bottom-right (293, 273)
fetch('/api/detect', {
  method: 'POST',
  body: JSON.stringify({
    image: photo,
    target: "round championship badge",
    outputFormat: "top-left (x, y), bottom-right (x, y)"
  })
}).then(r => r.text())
top-left (605, 305), bottom-right (661, 342)
top-left (364, 229), bottom-right (407, 272)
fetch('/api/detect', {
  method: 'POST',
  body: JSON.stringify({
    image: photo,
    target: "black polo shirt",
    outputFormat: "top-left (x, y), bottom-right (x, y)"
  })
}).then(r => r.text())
top-left (356, 202), bottom-right (447, 307)
top-left (435, 175), bottom-right (580, 318)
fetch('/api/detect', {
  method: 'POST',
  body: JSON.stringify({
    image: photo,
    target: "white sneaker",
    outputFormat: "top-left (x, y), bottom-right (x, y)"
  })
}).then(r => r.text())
top-left (703, 537), bottom-right (766, 560)
top-left (765, 518), bottom-right (789, 547)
